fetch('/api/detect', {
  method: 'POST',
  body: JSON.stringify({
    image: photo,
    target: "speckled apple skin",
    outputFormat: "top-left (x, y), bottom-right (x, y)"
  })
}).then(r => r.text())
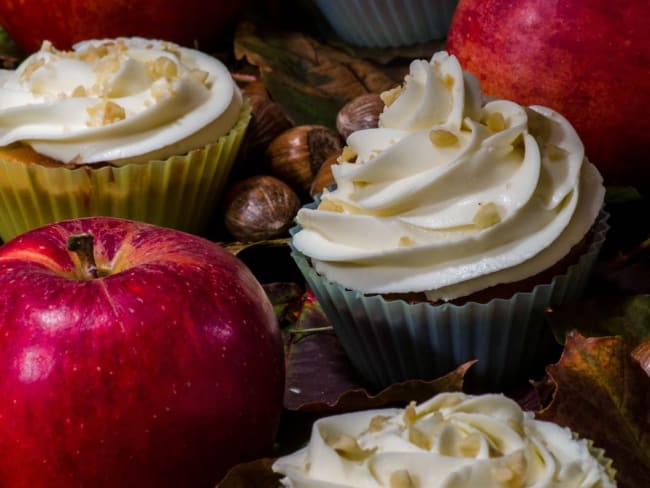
top-left (446, 0), bottom-right (650, 186)
top-left (0, 217), bottom-right (285, 487)
top-left (0, 0), bottom-right (244, 52)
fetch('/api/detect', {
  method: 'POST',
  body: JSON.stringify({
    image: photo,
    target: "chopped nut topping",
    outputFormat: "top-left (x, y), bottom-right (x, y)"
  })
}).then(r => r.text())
top-left (70, 85), bottom-right (87, 98)
top-left (20, 58), bottom-right (45, 82)
top-left (323, 433), bottom-right (376, 462)
top-left (458, 432), bottom-right (482, 457)
top-left (491, 451), bottom-right (526, 487)
top-left (380, 85), bottom-right (403, 107)
top-left (408, 426), bottom-right (431, 450)
top-left (366, 415), bottom-right (391, 433)
top-left (399, 236), bottom-right (416, 247)
top-left (151, 79), bottom-right (173, 102)
top-left (486, 112), bottom-right (506, 132)
top-left (403, 401), bottom-right (418, 427)
top-left (429, 129), bottom-right (459, 147)
top-left (390, 469), bottom-right (416, 488)
top-left (473, 202), bottom-right (501, 229)
top-left (146, 56), bottom-right (179, 81)
top-left (79, 43), bottom-right (111, 62)
top-left (86, 100), bottom-right (126, 127)
top-left (337, 146), bottom-right (357, 163)
top-left (318, 199), bottom-right (344, 212)
top-left (190, 68), bottom-right (209, 85)
top-left (353, 180), bottom-right (369, 191)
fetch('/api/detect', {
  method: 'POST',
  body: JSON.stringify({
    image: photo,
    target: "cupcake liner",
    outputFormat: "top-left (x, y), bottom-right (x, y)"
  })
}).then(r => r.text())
top-left (583, 436), bottom-right (617, 484)
top-left (313, 0), bottom-right (459, 48)
top-left (0, 100), bottom-right (251, 242)
top-left (290, 210), bottom-right (609, 392)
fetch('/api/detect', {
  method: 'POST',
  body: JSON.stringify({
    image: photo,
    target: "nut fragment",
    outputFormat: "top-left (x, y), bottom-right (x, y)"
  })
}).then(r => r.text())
top-left (429, 129), bottom-right (458, 147)
top-left (265, 125), bottom-right (342, 197)
top-left (86, 100), bottom-right (126, 127)
top-left (224, 175), bottom-right (300, 242)
top-left (473, 202), bottom-right (501, 229)
top-left (380, 85), bottom-right (403, 107)
top-left (336, 93), bottom-right (383, 139)
top-left (390, 470), bottom-right (416, 488)
top-left (323, 433), bottom-right (376, 462)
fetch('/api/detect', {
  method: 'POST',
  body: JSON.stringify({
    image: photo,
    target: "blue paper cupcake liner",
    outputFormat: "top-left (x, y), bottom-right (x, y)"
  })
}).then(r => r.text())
top-left (290, 210), bottom-right (609, 392)
top-left (313, 0), bottom-right (459, 48)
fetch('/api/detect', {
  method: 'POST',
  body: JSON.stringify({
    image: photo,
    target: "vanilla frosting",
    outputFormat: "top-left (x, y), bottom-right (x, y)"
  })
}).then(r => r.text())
top-left (292, 52), bottom-right (605, 301)
top-left (0, 37), bottom-right (242, 165)
top-left (273, 392), bottom-right (615, 488)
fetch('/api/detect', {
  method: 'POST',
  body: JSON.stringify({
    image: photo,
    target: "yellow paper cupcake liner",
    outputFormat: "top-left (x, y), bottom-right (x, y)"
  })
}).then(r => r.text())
top-left (0, 99), bottom-right (251, 242)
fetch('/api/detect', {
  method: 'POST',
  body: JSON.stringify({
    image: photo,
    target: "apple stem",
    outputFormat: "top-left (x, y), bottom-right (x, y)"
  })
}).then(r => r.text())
top-left (67, 233), bottom-right (100, 280)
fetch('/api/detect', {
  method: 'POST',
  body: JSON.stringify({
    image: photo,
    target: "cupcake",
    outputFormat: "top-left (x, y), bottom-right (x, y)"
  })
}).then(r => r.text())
top-left (273, 392), bottom-right (616, 487)
top-left (290, 51), bottom-right (608, 391)
top-left (0, 37), bottom-right (251, 242)
top-left (313, 0), bottom-right (459, 48)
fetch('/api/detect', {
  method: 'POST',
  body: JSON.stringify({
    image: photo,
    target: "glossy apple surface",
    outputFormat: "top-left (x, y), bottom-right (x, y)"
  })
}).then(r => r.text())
top-left (446, 0), bottom-right (650, 185)
top-left (0, 217), bottom-right (284, 487)
top-left (0, 0), bottom-right (244, 52)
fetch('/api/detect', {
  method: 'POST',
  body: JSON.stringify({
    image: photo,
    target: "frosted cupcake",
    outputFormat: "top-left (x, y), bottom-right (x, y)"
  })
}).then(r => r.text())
top-left (273, 392), bottom-right (616, 487)
top-left (0, 37), bottom-right (251, 241)
top-left (290, 51), bottom-right (607, 391)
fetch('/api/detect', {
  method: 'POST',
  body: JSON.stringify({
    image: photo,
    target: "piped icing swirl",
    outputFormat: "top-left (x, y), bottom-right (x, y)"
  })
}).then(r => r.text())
top-left (273, 392), bottom-right (615, 488)
top-left (0, 37), bottom-right (242, 166)
top-left (292, 52), bottom-right (604, 301)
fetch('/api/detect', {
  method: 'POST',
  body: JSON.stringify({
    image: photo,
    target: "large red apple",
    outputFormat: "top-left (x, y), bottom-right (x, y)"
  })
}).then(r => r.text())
top-left (446, 0), bottom-right (650, 186)
top-left (0, 0), bottom-right (244, 53)
top-left (0, 217), bottom-right (284, 487)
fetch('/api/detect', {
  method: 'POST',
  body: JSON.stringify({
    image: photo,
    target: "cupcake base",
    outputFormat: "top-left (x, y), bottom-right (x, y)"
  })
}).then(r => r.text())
top-left (290, 211), bottom-right (609, 393)
top-left (0, 100), bottom-right (251, 242)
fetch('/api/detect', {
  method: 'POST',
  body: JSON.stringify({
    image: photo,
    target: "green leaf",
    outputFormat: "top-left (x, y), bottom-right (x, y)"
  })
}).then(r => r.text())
top-left (547, 295), bottom-right (650, 344)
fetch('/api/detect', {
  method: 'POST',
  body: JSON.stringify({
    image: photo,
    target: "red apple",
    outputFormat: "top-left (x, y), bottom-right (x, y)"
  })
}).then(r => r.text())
top-left (0, 217), bottom-right (284, 487)
top-left (446, 0), bottom-right (650, 185)
top-left (0, 0), bottom-right (245, 53)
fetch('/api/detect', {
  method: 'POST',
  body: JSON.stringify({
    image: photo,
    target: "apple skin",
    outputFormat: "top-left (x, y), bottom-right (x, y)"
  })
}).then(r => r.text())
top-left (446, 0), bottom-right (650, 186)
top-left (0, 217), bottom-right (285, 487)
top-left (0, 0), bottom-right (244, 53)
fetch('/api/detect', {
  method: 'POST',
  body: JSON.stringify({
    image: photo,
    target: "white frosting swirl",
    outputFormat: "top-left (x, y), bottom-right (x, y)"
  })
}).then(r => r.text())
top-left (293, 52), bottom-right (605, 301)
top-left (0, 37), bottom-right (242, 165)
top-left (273, 392), bottom-right (615, 488)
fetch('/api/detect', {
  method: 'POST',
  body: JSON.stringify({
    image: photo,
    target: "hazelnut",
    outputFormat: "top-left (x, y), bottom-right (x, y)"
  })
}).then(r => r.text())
top-left (235, 81), bottom-right (293, 176)
top-left (310, 151), bottom-right (340, 197)
top-left (265, 125), bottom-right (342, 197)
top-left (336, 93), bottom-right (384, 140)
top-left (224, 175), bottom-right (301, 242)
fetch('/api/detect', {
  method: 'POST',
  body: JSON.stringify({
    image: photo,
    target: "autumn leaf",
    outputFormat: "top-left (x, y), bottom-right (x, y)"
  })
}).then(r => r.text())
top-left (535, 331), bottom-right (650, 488)
top-left (283, 290), bottom-right (472, 413)
top-left (234, 21), bottom-right (399, 128)
top-left (547, 294), bottom-right (650, 345)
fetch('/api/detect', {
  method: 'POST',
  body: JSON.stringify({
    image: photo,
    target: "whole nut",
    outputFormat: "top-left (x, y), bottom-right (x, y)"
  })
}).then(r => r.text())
top-left (265, 125), bottom-right (342, 197)
top-left (336, 93), bottom-right (384, 140)
top-left (235, 82), bottom-right (293, 176)
top-left (224, 175), bottom-right (301, 242)
top-left (310, 151), bottom-right (341, 197)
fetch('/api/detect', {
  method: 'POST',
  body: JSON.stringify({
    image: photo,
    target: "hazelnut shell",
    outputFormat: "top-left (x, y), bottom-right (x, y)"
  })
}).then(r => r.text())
top-left (224, 175), bottom-right (301, 243)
